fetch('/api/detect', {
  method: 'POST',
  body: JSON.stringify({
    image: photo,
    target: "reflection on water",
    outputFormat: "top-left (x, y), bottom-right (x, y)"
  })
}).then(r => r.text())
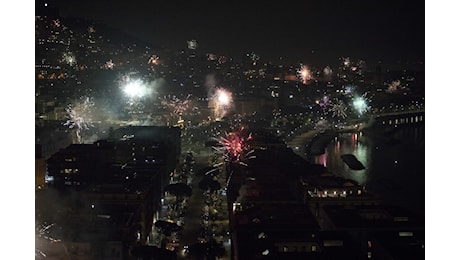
top-left (313, 132), bottom-right (370, 185)
top-left (308, 125), bottom-right (425, 217)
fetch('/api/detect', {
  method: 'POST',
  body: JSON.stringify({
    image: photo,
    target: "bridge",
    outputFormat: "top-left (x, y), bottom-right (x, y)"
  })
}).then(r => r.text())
top-left (367, 109), bottom-right (424, 127)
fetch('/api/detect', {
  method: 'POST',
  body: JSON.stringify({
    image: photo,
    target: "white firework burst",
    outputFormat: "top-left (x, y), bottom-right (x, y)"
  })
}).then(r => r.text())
top-left (64, 96), bottom-right (94, 144)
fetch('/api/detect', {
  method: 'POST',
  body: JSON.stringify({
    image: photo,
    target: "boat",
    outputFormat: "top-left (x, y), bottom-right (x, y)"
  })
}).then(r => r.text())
top-left (340, 154), bottom-right (365, 170)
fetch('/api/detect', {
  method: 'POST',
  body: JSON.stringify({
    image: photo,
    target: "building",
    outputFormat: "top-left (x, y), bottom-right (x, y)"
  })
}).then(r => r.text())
top-left (222, 127), bottom-right (424, 259)
top-left (36, 144), bottom-right (47, 189)
top-left (39, 126), bottom-right (183, 257)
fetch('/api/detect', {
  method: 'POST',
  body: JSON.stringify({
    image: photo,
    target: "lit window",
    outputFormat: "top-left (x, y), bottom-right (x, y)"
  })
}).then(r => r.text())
top-left (399, 231), bottom-right (413, 237)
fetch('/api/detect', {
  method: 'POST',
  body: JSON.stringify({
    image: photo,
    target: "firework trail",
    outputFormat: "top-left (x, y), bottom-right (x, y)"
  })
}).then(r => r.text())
top-left (36, 223), bottom-right (65, 258)
top-left (36, 223), bottom-right (60, 243)
top-left (64, 96), bottom-right (94, 144)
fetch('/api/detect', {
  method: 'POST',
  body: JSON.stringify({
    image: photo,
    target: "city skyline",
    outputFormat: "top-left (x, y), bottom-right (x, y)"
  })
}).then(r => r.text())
top-left (1, 0), bottom-right (457, 258)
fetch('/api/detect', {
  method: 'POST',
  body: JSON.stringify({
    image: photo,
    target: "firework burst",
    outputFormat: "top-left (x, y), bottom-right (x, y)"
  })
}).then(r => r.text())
top-left (64, 96), bottom-right (94, 144)
top-left (352, 94), bottom-right (371, 117)
top-left (148, 55), bottom-right (160, 65)
top-left (118, 72), bottom-right (152, 99)
top-left (330, 99), bottom-right (348, 119)
top-left (209, 88), bottom-right (233, 120)
top-left (297, 64), bottom-right (313, 84)
top-left (161, 94), bottom-right (197, 124)
top-left (212, 130), bottom-right (255, 165)
top-left (61, 51), bottom-right (77, 66)
top-left (386, 80), bottom-right (409, 93)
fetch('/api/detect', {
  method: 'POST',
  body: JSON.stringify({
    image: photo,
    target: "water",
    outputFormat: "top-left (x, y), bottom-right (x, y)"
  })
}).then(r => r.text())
top-left (308, 125), bottom-right (425, 218)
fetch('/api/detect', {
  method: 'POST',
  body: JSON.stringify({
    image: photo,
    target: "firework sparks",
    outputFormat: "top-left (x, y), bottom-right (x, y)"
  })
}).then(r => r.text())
top-left (323, 66), bottom-right (333, 76)
top-left (35, 223), bottom-right (61, 259)
top-left (343, 85), bottom-right (357, 95)
top-left (342, 57), bottom-right (351, 67)
top-left (318, 96), bottom-right (330, 110)
top-left (330, 99), bottom-right (348, 119)
top-left (211, 130), bottom-right (256, 189)
top-left (386, 80), bottom-right (409, 93)
top-left (123, 79), bottom-right (148, 98)
top-left (161, 94), bottom-right (197, 124)
top-left (148, 55), bottom-right (160, 65)
top-left (212, 131), bottom-right (254, 164)
top-left (104, 59), bottom-right (114, 69)
top-left (187, 39), bottom-right (198, 50)
top-left (36, 223), bottom-right (61, 243)
top-left (207, 53), bottom-right (217, 61)
top-left (61, 51), bottom-right (77, 66)
top-left (352, 95), bottom-right (370, 116)
top-left (88, 25), bottom-right (96, 33)
top-left (218, 56), bottom-right (227, 64)
top-left (297, 64), bottom-right (313, 84)
top-left (247, 52), bottom-right (260, 66)
top-left (64, 96), bottom-right (94, 144)
top-left (52, 19), bottom-right (60, 28)
top-left (118, 72), bottom-right (150, 99)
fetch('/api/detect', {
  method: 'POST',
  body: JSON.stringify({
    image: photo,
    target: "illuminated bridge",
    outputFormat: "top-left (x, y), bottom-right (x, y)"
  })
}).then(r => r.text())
top-left (287, 108), bottom-right (425, 158)
top-left (367, 109), bottom-right (425, 127)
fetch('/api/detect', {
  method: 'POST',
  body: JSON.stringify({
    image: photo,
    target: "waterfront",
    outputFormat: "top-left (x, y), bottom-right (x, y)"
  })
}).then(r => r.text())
top-left (307, 125), bottom-right (425, 218)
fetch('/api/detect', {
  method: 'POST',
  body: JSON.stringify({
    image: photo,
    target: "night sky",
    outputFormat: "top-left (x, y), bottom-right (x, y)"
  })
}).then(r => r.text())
top-left (39, 0), bottom-right (425, 66)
